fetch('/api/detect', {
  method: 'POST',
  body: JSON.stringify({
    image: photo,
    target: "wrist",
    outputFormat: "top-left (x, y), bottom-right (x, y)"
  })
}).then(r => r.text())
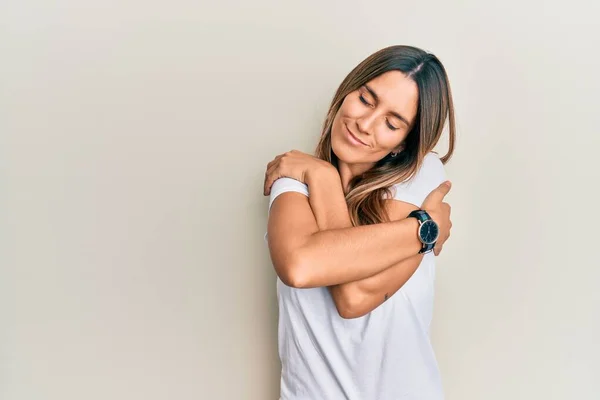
top-left (396, 217), bottom-right (423, 255)
top-left (306, 162), bottom-right (338, 187)
top-left (407, 209), bottom-right (438, 254)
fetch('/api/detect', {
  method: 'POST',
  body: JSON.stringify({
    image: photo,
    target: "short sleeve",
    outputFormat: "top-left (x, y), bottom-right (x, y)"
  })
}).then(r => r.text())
top-left (268, 177), bottom-right (309, 213)
top-left (390, 152), bottom-right (447, 208)
top-left (265, 177), bottom-right (309, 244)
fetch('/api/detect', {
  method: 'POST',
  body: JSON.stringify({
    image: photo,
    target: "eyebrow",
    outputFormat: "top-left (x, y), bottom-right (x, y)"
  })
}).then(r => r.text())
top-left (364, 84), bottom-right (411, 127)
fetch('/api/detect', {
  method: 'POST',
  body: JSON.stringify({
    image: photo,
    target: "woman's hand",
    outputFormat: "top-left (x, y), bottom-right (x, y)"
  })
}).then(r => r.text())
top-left (263, 150), bottom-right (335, 196)
top-left (421, 181), bottom-right (453, 256)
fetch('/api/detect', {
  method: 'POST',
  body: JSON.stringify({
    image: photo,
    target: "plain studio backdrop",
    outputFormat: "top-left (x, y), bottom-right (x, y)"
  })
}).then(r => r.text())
top-left (1, 1), bottom-right (599, 399)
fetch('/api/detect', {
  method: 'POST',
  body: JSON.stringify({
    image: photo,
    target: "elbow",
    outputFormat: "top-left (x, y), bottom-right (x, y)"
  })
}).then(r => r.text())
top-left (337, 302), bottom-right (368, 320)
top-left (337, 308), bottom-right (362, 320)
top-left (332, 288), bottom-right (368, 319)
top-left (280, 270), bottom-right (308, 289)
top-left (277, 253), bottom-right (312, 289)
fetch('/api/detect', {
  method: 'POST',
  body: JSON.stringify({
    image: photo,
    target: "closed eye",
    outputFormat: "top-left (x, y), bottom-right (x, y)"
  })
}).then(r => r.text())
top-left (359, 94), bottom-right (373, 107)
top-left (386, 118), bottom-right (399, 131)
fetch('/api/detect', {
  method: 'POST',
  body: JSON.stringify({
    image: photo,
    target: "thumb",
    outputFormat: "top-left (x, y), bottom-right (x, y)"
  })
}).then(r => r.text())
top-left (424, 181), bottom-right (452, 205)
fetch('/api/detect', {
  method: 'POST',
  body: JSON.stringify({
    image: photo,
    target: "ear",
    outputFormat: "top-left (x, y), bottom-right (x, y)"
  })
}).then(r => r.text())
top-left (393, 142), bottom-right (405, 153)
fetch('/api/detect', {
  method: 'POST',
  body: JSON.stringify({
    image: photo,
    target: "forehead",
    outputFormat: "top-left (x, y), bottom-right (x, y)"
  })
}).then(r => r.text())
top-left (366, 70), bottom-right (419, 120)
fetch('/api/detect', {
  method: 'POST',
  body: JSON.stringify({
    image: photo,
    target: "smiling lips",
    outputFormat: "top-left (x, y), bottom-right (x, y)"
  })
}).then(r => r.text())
top-left (345, 124), bottom-right (369, 147)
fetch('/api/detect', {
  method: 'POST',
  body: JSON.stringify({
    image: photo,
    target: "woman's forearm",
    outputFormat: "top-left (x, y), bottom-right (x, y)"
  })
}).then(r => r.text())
top-left (306, 169), bottom-right (353, 231)
top-left (306, 170), bottom-right (424, 317)
top-left (305, 168), bottom-right (385, 314)
top-left (292, 170), bottom-right (421, 288)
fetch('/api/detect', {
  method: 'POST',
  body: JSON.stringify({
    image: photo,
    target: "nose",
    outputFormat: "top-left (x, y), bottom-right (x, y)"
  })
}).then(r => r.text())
top-left (356, 110), bottom-right (377, 136)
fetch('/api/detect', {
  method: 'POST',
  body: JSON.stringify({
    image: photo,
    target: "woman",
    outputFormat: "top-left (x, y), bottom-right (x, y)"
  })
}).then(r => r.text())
top-left (263, 45), bottom-right (455, 400)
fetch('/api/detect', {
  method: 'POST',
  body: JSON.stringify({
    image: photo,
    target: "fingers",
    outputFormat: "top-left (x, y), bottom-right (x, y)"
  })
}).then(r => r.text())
top-left (264, 154), bottom-right (287, 195)
top-left (266, 154), bottom-right (283, 170)
top-left (434, 181), bottom-right (452, 199)
top-left (262, 150), bottom-right (323, 195)
top-left (264, 171), bottom-right (280, 196)
top-left (264, 158), bottom-right (280, 196)
top-left (264, 166), bottom-right (279, 196)
top-left (437, 218), bottom-right (452, 249)
top-left (424, 181), bottom-right (452, 205)
top-left (264, 177), bottom-right (275, 196)
top-left (263, 151), bottom-right (299, 195)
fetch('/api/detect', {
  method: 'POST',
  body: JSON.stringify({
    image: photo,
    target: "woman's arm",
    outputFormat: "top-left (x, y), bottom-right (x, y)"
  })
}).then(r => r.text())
top-left (267, 167), bottom-right (451, 290)
top-left (306, 171), bottom-right (425, 319)
top-left (267, 190), bottom-right (420, 288)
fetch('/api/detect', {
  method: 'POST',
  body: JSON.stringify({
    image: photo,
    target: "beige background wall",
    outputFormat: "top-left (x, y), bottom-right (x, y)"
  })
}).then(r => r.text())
top-left (2, 1), bottom-right (599, 399)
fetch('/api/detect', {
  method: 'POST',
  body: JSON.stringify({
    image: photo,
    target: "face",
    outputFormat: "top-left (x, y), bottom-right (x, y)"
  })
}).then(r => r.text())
top-left (330, 70), bottom-right (419, 166)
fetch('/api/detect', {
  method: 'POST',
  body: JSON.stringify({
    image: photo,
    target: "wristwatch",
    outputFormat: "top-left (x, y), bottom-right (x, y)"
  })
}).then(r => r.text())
top-left (407, 210), bottom-right (439, 254)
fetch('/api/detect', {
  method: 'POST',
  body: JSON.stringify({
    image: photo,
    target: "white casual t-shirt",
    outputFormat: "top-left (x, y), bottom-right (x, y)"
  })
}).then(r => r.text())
top-left (266, 152), bottom-right (447, 400)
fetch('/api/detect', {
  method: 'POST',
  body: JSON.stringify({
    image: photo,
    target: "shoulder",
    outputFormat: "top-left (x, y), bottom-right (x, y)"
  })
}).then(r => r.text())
top-left (413, 152), bottom-right (446, 183)
top-left (268, 177), bottom-right (309, 213)
top-left (390, 152), bottom-right (447, 207)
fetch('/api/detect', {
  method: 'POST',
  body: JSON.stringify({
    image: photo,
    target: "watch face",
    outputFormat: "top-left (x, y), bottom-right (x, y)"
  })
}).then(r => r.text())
top-left (419, 220), bottom-right (439, 245)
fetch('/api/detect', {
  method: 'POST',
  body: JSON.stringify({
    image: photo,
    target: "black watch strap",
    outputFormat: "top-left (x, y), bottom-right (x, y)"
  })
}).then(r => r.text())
top-left (408, 209), bottom-right (429, 222)
top-left (408, 210), bottom-right (436, 254)
top-left (420, 242), bottom-right (435, 254)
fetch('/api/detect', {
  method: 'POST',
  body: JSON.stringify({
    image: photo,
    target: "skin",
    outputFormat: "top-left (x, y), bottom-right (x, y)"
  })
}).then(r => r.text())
top-left (264, 71), bottom-right (452, 318)
top-left (330, 70), bottom-right (419, 191)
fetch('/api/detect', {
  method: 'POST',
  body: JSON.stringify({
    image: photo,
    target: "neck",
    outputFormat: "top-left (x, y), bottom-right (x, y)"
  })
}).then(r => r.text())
top-left (337, 160), bottom-right (375, 193)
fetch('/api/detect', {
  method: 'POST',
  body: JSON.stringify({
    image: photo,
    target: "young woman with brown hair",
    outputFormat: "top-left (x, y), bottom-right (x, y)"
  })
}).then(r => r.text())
top-left (263, 45), bottom-right (456, 400)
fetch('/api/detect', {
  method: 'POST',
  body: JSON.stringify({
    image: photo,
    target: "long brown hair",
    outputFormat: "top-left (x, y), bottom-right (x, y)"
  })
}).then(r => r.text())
top-left (315, 45), bottom-right (456, 226)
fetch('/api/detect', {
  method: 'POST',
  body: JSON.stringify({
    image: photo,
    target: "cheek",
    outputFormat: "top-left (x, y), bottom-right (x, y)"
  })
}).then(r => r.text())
top-left (331, 110), bottom-right (343, 137)
top-left (341, 97), bottom-right (363, 117)
top-left (337, 94), bottom-right (365, 120)
top-left (375, 130), bottom-right (407, 151)
top-left (332, 100), bottom-right (355, 136)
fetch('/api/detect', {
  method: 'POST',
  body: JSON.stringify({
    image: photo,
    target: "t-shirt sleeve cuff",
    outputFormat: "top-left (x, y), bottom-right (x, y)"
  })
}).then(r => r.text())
top-left (268, 177), bottom-right (309, 212)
